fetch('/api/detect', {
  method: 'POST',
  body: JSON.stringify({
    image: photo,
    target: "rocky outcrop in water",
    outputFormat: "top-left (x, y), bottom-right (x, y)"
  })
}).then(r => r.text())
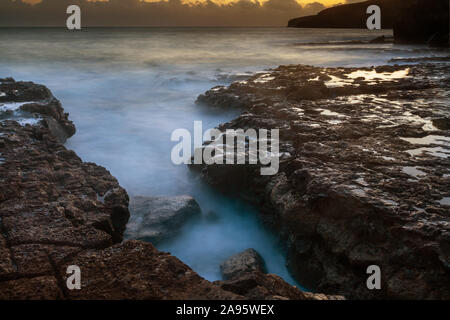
top-left (220, 249), bottom-right (266, 280)
top-left (0, 78), bottom-right (75, 143)
top-left (0, 78), bottom-right (340, 300)
top-left (125, 195), bottom-right (201, 244)
top-left (193, 63), bottom-right (450, 299)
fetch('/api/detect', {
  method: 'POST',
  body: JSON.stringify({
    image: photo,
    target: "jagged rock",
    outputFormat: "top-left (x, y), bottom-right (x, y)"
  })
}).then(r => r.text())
top-left (215, 271), bottom-right (344, 300)
top-left (192, 63), bottom-right (450, 299)
top-left (125, 195), bottom-right (201, 243)
top-left (220, 249), bottom-right (266, 280)
top-left (0, 79), bottom-right (76, 143)
top-left (0, 80), bottom-right (238, 300)
top-left (2, 78), bottom-right (330, 300)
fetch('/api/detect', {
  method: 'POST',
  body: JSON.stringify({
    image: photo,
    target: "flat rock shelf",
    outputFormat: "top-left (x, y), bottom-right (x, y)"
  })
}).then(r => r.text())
top-left (192, 63), bottom-right (450, 299)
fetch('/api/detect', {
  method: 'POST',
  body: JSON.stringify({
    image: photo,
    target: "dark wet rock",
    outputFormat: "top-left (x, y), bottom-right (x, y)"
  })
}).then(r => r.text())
top-left (125, 195), bottom-right (201, 244)
top-left (433, 117), bottom-right (450, 131)
top-left (192, 63), bottom-right (450, 299)
top-left (0, 78), bottom-right (75, 143)
top-left (369, 36), bottom-right (394, 44)
top-left (220, 249), bottom-right (266, 280)
top-left (215, 271), bottom-right (345, 300)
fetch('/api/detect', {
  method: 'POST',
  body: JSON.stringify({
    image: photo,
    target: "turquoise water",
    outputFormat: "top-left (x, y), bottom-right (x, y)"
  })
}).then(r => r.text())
top-left (0, 27), bottom-right (442, 285)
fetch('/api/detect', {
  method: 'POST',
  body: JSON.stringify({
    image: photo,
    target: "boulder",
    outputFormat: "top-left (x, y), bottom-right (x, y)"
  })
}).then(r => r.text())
top-left (125, 195), bottom-right (201, 243)
top-left (220, 248), bottom-right (266, 280)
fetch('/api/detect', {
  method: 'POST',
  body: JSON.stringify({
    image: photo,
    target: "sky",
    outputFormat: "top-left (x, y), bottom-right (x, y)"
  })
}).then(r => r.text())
top-left (21, 0), bottom-right (348, 6)
top-left (0, 0), bottom-right (364, 27)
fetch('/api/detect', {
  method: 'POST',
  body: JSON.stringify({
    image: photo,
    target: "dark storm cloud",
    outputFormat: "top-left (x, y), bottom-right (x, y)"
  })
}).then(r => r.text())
top-left (0, 0), bottom-right (326, 26)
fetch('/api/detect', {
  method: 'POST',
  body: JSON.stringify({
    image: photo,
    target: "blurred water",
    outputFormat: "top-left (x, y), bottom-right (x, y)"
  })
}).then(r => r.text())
top-left (0, 27), bottom-right (445, 286)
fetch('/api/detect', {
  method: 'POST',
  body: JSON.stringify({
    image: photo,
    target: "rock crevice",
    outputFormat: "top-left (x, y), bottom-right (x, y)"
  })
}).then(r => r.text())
top-left (0, 78), bottom-right (337, 300)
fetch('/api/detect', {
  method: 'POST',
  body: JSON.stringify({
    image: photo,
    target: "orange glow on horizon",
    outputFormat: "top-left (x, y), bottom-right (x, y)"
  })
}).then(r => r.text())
top-left (21, 0), bottom-right (347, 7)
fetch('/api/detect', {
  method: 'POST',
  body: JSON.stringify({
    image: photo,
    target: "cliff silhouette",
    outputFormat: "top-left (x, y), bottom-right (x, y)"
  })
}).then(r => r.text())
top-left (288, 0), bottom-right (449, 46)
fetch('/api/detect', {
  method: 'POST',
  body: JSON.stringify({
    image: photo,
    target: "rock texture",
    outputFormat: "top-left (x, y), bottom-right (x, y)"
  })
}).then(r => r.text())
top-left (0, 78), bottom-right (75, 143)
top-left (220, 249), bottom-right (266, 280)
top-left (193, 63), bottom-right (450, 299)
top-left (0, 78), bottom-right (238, 300)
top-left (215, 272), bottom-right (344, 300)
top-left (0, 77), bottom-right (339, 300)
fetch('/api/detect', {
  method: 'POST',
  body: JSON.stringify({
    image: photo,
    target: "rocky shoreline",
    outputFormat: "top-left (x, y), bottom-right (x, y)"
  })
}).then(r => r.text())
top-left (192, 63), bottom-right (450, 299)
top-left (0, 78), bottom-right (340, 300)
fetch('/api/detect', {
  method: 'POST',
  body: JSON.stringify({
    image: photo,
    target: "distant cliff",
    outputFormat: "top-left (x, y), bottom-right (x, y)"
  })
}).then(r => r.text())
top-left (288, 0), bottom-right (403, 29)
top-left (288, 0), bottom-right (449, 46)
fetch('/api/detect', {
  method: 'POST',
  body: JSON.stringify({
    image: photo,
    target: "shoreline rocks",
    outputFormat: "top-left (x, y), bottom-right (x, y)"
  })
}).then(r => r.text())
top-left (0, 77), bottom-right (339, 300)
top-left (192, 63), bottom-right (450, 299)
top-left (0, 78), bottom-right (75, 143)
top-left (215, 272), bottom-right (345, 300)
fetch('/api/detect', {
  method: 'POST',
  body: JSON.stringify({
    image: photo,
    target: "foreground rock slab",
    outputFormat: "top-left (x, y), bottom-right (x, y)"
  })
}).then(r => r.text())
top-left (125, 195), bottom-right (201, 243)
top-left (193, 63), bottom-right (450, 299)
top-left (215, 272), bottom-right (344, 300)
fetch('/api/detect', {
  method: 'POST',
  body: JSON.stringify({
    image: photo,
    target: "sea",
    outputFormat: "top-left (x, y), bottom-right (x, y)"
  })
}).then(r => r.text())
top-left (1, 27), bottom-right (447, 286)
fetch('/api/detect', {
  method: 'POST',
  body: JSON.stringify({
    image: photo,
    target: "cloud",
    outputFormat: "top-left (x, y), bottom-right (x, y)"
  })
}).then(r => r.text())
top-left (0, 0), bottom-right (326, 26)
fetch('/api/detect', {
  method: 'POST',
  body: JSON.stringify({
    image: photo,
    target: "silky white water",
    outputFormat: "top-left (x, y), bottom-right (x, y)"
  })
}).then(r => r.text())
top-left (0, 27), bottom-right (444, 286)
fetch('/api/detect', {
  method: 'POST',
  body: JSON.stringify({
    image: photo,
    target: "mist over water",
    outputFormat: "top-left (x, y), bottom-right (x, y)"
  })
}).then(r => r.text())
top-left (0, 27), bottom-right (443, 285)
